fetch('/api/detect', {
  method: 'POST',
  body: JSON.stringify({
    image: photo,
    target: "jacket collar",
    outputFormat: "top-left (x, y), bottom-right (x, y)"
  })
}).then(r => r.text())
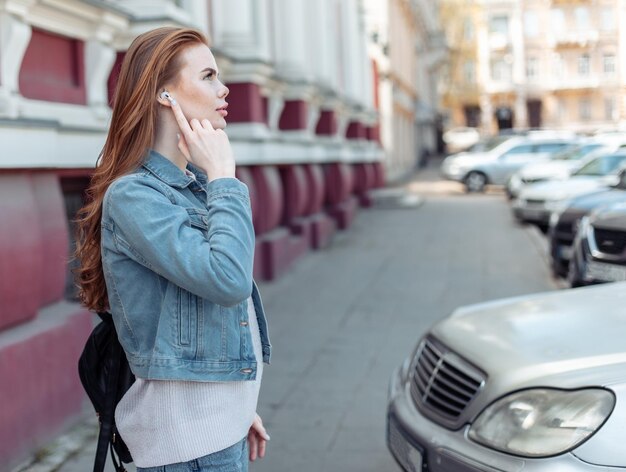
top-left (141, 149), bottom-right (208, 188)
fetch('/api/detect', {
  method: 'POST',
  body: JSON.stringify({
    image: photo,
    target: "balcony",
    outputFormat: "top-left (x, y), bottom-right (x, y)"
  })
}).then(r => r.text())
top-left (554, 30), bottom-right (599, 48)
top-left (551, 75), bottom-right (600, 91)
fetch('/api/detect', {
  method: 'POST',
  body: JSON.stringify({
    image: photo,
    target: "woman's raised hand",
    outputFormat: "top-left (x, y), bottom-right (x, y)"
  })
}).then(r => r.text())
top-left (170, 99), bottom-right (235, 181)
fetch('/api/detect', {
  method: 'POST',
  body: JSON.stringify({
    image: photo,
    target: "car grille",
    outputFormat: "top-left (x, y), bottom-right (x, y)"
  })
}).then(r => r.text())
top-left (410, 337), bottom-right (485, 426)
top-left (594, 227), bottom-right (626, 255)
top-left (556, 221), bottom-right (573, 235)
top-left (526, 199), bottom-right (545, 206)
top-left (521, 177), bottom-right (546, 185)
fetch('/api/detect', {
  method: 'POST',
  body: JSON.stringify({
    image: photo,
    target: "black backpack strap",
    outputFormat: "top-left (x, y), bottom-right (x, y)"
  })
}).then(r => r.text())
top-left (93, 317), bottom-right (126, 472)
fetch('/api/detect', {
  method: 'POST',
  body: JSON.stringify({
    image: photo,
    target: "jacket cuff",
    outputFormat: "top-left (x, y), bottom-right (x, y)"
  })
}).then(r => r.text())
top-left (206, 177), bottom-right (250, 202)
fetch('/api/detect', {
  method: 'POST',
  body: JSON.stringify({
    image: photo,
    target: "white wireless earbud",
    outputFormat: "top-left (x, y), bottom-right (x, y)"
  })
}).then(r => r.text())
top-left (160, 91), bottom-right (174, 103)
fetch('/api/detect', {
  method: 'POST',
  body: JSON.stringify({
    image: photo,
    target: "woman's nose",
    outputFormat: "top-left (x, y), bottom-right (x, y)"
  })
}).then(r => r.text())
top-left (219, 84), bottom-right (229, 98)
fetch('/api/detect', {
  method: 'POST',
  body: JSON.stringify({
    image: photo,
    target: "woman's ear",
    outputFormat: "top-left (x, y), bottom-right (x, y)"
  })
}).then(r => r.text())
top-left (157, 90), bottom-right (175, 107)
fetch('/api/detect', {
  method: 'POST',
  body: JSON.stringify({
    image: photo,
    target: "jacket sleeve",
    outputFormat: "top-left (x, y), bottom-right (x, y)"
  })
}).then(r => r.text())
top-left (104, 175), bottom-right (254, 307)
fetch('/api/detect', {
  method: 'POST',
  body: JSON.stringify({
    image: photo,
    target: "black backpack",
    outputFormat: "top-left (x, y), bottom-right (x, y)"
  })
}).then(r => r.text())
top-left (78, 311), bottom-right (135, 472)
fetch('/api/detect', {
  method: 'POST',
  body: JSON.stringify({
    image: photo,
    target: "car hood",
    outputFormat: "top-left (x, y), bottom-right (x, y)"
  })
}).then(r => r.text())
top-left (431, 282), bottom-right (626, 391)
top-left (519, 177), bottom-right (607, 201)
top-left (566, 188), bottom-right (626, 212)
top-left (590, 202), bottom-right (626, 230)
top-left (519, 161), bottom-right (576, 179)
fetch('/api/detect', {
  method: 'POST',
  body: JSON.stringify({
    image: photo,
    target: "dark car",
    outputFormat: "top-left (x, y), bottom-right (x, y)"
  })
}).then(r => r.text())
top-left (569, 200), bottom-right (626, 287)
top-left (548, 173), bottom-right (626, 278)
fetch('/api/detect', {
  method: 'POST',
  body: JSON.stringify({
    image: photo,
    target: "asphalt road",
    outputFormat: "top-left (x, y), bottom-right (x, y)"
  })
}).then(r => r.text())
top-left (53, 163), bottom-right (560, 472)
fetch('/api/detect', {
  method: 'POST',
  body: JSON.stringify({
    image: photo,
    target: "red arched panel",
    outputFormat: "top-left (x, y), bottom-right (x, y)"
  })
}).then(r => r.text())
top-left (279, 165), bottom-right (308, 224)
top-left (250, 166), bottom-right (284, 235)
top-left (0, 175), bottom-right (43, 330)
top-left (235, 167), bottom-right (259, 233)
top-left (302, 164), bottom-right (325, 215)
top-left (32, 174), bottom-right (69, 306)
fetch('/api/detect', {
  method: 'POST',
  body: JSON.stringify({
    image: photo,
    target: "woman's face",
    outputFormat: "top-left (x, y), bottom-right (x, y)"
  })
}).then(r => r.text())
top-left (167, 44), bottom-right (229, 129)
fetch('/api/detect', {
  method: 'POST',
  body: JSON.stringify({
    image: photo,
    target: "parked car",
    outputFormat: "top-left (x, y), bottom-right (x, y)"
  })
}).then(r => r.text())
top-left (512, 152), bottom-right (626, 228)
top-left (548, 174), bottom-right (626, 278)
top-left (569, 201), bottom-right (626, 287)
top-left (443, 127), bottom-right (481, 153)
top-left (387, 281), bottom-right (626, 472)
top-left (505, 141), bottom-right (620, 199)
top-left (441, 135), bottom-right (576, 192)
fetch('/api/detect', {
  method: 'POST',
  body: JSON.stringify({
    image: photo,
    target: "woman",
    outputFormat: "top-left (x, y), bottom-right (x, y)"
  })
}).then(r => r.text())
top-left (75, 27), bottom-right (271, 471)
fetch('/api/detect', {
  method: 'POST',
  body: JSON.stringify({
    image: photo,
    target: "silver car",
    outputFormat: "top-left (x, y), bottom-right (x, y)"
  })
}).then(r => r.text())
top-left (441, 134), bottom-right (576, 192)
top-left (387, 282), bottom-right (626, 471)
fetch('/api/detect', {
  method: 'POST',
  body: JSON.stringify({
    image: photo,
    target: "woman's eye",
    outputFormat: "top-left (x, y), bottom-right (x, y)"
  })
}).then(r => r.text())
top-left (204, 72), bottom-right (215, 80)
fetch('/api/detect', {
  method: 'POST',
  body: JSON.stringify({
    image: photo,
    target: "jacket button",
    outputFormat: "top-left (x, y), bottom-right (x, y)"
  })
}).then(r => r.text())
top-left (240, 321), bottom-right (249, 326)
top-left (241, 368), bottom-right (253, 374)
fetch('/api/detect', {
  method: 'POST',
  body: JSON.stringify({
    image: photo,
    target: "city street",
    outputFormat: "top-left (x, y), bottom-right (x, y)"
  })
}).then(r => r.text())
top-left (57, 161), bottom-right (560, 472)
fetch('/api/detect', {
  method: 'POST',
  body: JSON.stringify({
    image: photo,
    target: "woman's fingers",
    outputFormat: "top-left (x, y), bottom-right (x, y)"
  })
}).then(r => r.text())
top-left (248, 434), bottom-right (258, 461)
top-left (257, 435), bottom-right (267, 458)
top-left (201, 118), bottom-right (214, 130)
top-left (252, 414), bottom-right (270, 440)
top-left (169, 99), bottom-right (192, 136)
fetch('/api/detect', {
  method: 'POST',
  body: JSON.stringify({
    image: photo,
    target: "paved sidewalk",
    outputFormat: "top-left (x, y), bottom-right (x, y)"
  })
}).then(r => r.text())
top-left (23, 161), bottom-right (560, 472)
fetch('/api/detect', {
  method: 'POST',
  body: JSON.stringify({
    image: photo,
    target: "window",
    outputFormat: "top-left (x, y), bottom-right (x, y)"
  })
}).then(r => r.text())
top-left (526, 57), bottom-right (538, 79)
top-left (489, 15), bottom-right (509, 35)
top-left (553, 53), bottom-right (565, 78)
top-left (536, 143), bottom-right (569, 153)
top-left (579, 98), bottom-right (591, 121)
top-left (491, 58), bottom-right (511, 82)
top-left (605, 98), bottom-right (617, 120)
top-left (576, 155), bottom-right (626, 176)
top-left (601, 7), bottom-right (615, 31)
top-left (524, 11), bottom-right (539, 37)
top-left (603, 54), bottom-right (616, 76)
top-left (502, 144), bottom-right (534, 157)
top-left (575, 7), bottom-right (590, 31)
top-left (578, 54), bottom-right (590, 76)
top-left (551, 9), bottom-right (565, 36)
top-left (463, 61), bottom-right (475, 84)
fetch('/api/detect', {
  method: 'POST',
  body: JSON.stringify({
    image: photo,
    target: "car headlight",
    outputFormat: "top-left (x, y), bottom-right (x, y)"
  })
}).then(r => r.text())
top-left (468, 388), bottom-right (615, 458)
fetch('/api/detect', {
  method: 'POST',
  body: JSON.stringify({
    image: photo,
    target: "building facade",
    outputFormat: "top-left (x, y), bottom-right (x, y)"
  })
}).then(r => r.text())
top-left (0, 0), bottom-right (384, 468)
top-left (364, 0), bottom-right (447, 181)
top-left (441, 0), bottom-right (626, 133)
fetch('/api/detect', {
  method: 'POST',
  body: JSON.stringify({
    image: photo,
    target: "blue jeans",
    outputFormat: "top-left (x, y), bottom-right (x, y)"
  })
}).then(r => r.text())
top-left (137, 438), bottom-right (248, 472)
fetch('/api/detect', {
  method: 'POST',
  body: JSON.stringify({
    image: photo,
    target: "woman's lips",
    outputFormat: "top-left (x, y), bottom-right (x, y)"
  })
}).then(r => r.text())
top-left (217, 104), bottom-right (228, 117)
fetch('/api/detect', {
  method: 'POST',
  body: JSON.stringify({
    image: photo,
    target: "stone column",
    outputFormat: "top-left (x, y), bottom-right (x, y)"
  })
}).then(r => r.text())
top-left (211, 0), bottom-right (273, 138)
top-left (85, 40), bottom-right (116, 119)
top-left (0, 11), bottom-right (32, 117)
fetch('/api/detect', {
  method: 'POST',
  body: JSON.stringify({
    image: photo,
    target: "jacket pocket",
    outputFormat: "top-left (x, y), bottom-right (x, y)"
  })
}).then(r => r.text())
top-left (178, 288), bottom-right (191, 346)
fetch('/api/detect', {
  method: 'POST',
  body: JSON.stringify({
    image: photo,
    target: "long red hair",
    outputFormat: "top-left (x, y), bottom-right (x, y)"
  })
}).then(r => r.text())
top-left (75, 27), bottom-right (208, 311)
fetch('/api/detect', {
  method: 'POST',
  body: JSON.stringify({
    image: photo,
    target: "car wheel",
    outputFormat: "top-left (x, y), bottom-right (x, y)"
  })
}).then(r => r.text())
top-left (465, 172), bottom-right (487, 193)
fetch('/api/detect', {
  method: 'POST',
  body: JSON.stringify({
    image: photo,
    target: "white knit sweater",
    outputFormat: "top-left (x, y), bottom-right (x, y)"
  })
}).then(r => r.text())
top-left (115, 297), bottom-right (263, 467)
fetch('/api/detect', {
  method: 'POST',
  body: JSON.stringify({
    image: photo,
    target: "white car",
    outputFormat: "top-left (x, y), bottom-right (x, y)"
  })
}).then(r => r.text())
top-left (512, 152), bottom-right (626, 226)
top-left (507, 137), bottom-right (626, 199)
top-left (443, 127), bottom-right (481, 153)
top-left (388, 281), bottom-right (626, 471)
top-left (441, 134), bottom-right (576, 192)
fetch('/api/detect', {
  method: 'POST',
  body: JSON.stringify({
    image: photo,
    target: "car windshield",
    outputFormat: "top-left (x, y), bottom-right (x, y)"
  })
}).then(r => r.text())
top-left (574, 154), bottom-right (626, 176)
top-left (466, 136), bottom-right (511, 153)
top-left (553, 144), bottom-right (604, 161)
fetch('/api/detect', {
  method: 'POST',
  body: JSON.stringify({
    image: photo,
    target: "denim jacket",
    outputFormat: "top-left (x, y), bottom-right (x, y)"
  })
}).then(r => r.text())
top-left (100, 150), bottom-right (271, 382)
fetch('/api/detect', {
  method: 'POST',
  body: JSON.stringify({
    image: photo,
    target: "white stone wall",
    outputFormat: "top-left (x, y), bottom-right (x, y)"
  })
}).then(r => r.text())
top-left (0, 0), bottom-right (382, 169)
